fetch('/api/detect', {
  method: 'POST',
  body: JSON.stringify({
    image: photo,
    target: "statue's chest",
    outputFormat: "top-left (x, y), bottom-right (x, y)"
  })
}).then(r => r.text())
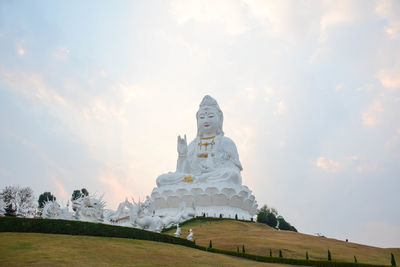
top-left (196, 136), bottom-right (218, 159)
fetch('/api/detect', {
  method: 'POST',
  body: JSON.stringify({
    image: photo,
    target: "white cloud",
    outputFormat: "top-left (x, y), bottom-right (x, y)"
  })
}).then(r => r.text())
top-left (170, 0), bottom-right (248, 35)
top-left (362, 100), bottom-right (384, 126)
top-left (315, 156), bottom-right (378, 174)
top-left (315, 156), bottom-right (362, 173)
top-left (0, 69), bottom-right (68, 106)
top-left (386, 128), bottom-right (400, 148)
top-left (379, 65), bottom-right (400, 90)
top-left (17, 40), bottom-right (25, 56)
top-left (315, 157), bottom-right (342, 172)
top-left (171, 0), bottom-right (320, 39)
top-left (376, 0), bottom-right (400, 40)
top-left (53, 47), bottom-right (70, 60)
top-left (275, 100), bottom-right (287, 115)
top-left (17, 48), bottom-right (24, 56)
top-left (244, 0), bottom-right (318, 39)
top-left (318, 0), bottom-right (357, 42)
top-left (335, 83), bottom-right (344, 92)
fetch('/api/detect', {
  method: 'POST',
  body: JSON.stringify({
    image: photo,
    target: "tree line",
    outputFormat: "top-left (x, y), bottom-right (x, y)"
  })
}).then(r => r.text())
top-left (257, 204), bottom-right (297, 232)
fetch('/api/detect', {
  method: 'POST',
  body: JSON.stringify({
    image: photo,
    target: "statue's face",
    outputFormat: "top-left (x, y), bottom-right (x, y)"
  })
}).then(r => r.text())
top-left (197, 107), bottom-right (219, 136)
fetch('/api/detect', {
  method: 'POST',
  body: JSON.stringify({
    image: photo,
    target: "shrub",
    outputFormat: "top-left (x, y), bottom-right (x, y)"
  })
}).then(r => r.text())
top-left (392, 253), bottom-right (397, 266)
top-left (242, 244), bottom-right (245, 254)
top-left (257, 205), bottom-right (277, 228)
top-left (219, 214), bottom-right (222, 219)
top-left (306, 251), bottom-right (309, 260)
top-left (209, 240), bottom-right (212, 248)
top-left (4, 204), bottom-right (16, 217)
top-left (235, 214), bottom-right (238, 220)
top-left (0, 217), bottom-right (195, 249)
top-left (277, 216), bottom-right (297, 232)
top-left (237, 246), bottom-right (239, 253)
top-left (38, 192), bottom-right (56, 209)
top-left (279, 249), bottom-right (283, 258)
top-left (270, 249), bottom-right (272, 257)
top-left (354, 256), bottom-right (357, 263)
top-left (328, 249), bottom-right (332, 261)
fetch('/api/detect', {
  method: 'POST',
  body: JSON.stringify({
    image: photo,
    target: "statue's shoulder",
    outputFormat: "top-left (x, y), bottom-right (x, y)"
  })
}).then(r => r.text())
top-left (219, 136), bottom-right (237, 147)
top-left (218, 136), bottom-right (239, 155)
top-left (188, 138), bottom-right (198, 148)
top-left (187, 138), bottom-right (198, 154)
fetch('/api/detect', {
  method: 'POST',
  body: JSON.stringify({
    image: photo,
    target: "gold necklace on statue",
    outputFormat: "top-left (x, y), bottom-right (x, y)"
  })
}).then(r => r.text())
top-left (198, 136), bottom-right (215, 155)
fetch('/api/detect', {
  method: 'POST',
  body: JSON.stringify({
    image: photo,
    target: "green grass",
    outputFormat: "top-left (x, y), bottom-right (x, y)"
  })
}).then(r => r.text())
top-left (165, 219), bottom-right (400, 265)
top-left (0, 232), bottom-right (295, 267)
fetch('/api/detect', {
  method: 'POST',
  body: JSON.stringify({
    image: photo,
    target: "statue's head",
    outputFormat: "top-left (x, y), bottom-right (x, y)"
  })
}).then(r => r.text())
top-left (196, 95), bottom-right (224, 137)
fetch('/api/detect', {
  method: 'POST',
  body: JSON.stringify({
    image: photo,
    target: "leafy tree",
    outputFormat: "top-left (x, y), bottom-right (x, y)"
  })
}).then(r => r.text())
top-left (277, 216), bottom-right (297, 232)
top-left (72, 188), bottom-right (89, 201)
top-left (328, 250), bottom-right (332, 261)
top-left (354, 256), bottom-right (357, 263)
top-left (81, 188), bottom-right (89, 196)
top-left (242, 244), bottom-right (245, 253)
top-left (71, 190), bottom-right (81, 201)
top-left (279, 249), bottom-right (283, 258)
top-left (270, 249), bottom-right (272, 257)
top-left (392, 253), bottom-right (397, 266)
top-left (4, 203), bottom-right (16, 216)
top-left (38, 192), bottom-right (56, 209)
top-left (209, 240), bottom-right (212, 248)
top-left (306, 251), bottom-right (309, 260)
top-left (235, 214), bottom-right (238, 220)
top-left (257, 205), bottom-right (278, 228)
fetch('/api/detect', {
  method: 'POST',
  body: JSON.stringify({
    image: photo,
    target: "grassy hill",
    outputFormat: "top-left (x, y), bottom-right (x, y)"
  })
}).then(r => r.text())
top-left (0, 232), bottom-right (294, 267)
top-left (164, 219), bottom-right (400, 265)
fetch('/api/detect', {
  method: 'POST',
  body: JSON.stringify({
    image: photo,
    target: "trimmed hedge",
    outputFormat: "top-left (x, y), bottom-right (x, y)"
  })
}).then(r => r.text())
top-left (0, 217), bottom-right (390, 267)
top-left (201, 247), bottom-right (389, 267)
top-left (0, 217), bottom-right (195, 248)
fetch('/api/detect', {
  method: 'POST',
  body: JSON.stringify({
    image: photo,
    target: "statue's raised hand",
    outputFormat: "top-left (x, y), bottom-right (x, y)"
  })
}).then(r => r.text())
top-left (177, 134), bottom-right (188, 157)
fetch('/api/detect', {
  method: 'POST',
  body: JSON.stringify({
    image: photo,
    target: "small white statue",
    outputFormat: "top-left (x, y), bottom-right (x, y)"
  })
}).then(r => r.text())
top-left (0, 199), bottom-right (6, 216)
top-left (174, 223), bottom-right (181, 237)
top-left (187, 228), bottom-right (194, 241)
top-left (41, 200), bottom-right (73, 220)
top-left (73, 195), bottom-right (105, 222)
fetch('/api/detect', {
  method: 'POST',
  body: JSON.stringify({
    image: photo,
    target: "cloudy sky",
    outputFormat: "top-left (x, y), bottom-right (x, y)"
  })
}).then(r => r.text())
top-left (1, 0), bottom-right (399, 248)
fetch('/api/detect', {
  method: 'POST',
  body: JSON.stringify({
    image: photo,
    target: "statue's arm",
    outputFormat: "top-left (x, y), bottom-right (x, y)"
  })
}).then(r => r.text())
top-left (176, 136), bottom-right (193, 173)
top-left (176, 154), bottom-right (190, 173)
top-left (222, 137), bottom-right (243, 171)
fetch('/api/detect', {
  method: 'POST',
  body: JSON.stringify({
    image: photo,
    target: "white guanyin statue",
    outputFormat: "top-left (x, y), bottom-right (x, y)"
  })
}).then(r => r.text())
top-left (151, 95), bottom-right (257, 220)
top-left (187, 228), bottom-right (194, 241)
top-left (174, 223), bottom-right (181, 237)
